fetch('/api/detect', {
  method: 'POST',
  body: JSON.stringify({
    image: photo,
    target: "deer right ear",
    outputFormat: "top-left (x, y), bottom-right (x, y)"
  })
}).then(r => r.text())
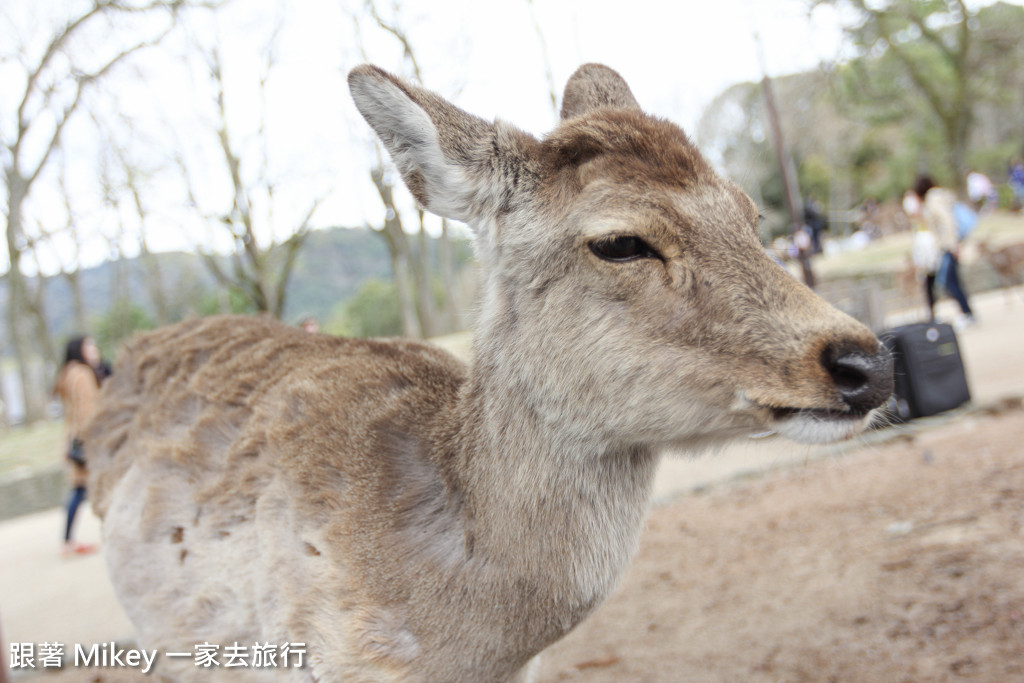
top-left (348, 65), bottom-right (535, 226)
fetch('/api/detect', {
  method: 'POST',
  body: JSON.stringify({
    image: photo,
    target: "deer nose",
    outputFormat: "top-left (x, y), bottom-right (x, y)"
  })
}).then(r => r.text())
top-left (822, 346), bottom-right (894, 415)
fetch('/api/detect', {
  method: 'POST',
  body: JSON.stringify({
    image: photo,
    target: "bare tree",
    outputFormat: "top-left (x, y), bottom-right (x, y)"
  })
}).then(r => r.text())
top-left (177, 38), bottom-right (322, 320)
top-left (96, 113), bottom-right (173, 326)
top-left (369, 165), bottom-right (421, 338)
top-left (526, 0), bottom-right (560, 116)
top-left (57, 187), bottom-right (90, 335)
top-left (47, 158), bottom-right (90, 335)
top-left (1, 1), bottom-right (179, 421)
top-left (353, 0), bottom-right (466, 337)
top-left (18, 236), bottom-right (59, 370)
top-left (95, 140), bottom-right (146, 342)
top-left (124, 167), bottom-right (172, 326)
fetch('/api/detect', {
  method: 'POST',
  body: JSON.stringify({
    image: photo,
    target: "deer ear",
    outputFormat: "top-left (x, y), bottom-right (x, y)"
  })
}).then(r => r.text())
top-left (348, 65), bottom-right (534, 226)
top-left (560, 63), bottom-right (641, 120)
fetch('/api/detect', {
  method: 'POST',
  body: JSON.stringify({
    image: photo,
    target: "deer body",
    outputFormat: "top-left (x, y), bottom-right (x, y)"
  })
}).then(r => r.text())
top-left (87, 65), bottom-right (892, 682)
top-left (978, 241), bottom-right (1024, 299)
top-left (92, 318), bottom-right (644, 681)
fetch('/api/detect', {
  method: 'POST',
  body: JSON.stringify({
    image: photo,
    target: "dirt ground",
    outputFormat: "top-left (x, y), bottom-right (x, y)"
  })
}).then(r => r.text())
top-left (538, 405), bottom-right (1024, 683)
top-left (18, 406), bottom-right (1023, 683)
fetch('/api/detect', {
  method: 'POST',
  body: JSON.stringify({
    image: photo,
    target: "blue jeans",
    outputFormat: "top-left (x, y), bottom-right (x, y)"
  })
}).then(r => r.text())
top-left (65, 486), bottom-right (87, 542)
top-left (937, 252), bottom-right (973, 316)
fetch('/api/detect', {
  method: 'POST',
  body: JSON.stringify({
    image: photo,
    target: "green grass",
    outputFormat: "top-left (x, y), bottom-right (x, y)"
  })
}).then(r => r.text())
top-left (0, 420), bottom-right (65, 478)
top-left (972, 210), bottom-right (1024, 246)
top-left (815, 233), bottom-right (916, 279)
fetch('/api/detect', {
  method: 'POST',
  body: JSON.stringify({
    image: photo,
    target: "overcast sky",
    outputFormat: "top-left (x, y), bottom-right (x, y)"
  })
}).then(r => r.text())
top-left (2, 0), bottom-right (1012, 274)
top-left (260, 0), bottom-right (859, 235)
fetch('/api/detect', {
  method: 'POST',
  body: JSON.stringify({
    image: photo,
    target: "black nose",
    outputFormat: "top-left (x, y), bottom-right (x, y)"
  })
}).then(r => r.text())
top-left (823, 346), bottom-right (894, 415)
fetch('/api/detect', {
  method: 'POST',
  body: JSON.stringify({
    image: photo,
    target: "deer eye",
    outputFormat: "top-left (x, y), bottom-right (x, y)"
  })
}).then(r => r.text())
top-left (589, 235), bottom-right (660, 262)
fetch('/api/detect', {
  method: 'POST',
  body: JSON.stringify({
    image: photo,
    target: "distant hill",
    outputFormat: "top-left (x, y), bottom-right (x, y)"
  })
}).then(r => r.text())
top-left (280, 226), bottom-right (397, 322)
top-left (0, 225), bottom-right (471, 353)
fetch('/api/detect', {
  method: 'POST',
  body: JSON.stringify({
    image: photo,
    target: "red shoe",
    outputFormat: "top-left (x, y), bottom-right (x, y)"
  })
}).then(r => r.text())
top-left (62, 542), bottom-right (98, 557)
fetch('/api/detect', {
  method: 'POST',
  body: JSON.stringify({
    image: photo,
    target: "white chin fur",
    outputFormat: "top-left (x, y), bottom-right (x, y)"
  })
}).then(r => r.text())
top-left (771, 411), bottom-right (875, 445)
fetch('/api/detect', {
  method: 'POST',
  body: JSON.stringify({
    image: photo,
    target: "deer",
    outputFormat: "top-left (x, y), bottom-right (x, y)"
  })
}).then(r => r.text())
top-left (977, 240), bottom-right (1024, 304)
top-left (83, 64), bottom-right (894, 682)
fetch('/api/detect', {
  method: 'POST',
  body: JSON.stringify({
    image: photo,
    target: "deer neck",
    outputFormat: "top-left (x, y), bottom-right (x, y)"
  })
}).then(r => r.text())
top-left (439, 343), bottom-right (660, 612)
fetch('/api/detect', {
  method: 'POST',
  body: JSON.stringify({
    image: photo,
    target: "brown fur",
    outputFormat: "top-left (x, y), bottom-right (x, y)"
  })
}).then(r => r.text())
top-left (86, 65), bottom-right (892, 682)
top-left (559, 63), bottom-right (641, 120)
top-left (978, 241), bottom-right (1024, 297)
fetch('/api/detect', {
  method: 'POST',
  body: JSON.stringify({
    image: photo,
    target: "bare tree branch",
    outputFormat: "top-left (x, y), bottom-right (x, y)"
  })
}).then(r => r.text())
top-left (364, 0), bottom-right (423, 82)
top-left (170, 23), bottom-right (322, 318)
top-left (15, 3), bottom-right (107, 149)
top-left (369, 165), bottom-right (421, 337)
top-left (271, 198), bottom-right (320, 319)
top-left (15, 3), bottom-right (176, 185)
top-left (526, 0), bottom-right (559, 116)
top-left (2, 0), bottom-right (188, 422)
top-left (26, 36), bottom-right (171, 190)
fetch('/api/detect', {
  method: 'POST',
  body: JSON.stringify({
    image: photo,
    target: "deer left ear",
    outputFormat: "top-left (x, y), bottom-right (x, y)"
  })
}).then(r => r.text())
top-left (348, 65), bottom-right (537, 227)
top-left (560, 63), bottom-right (641, 120)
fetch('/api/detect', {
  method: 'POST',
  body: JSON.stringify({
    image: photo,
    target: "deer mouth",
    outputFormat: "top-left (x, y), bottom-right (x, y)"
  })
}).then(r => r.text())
top-left (769, 406), bottom-right (873, 421)
top-left (762, 405), bottom-right (877, 444)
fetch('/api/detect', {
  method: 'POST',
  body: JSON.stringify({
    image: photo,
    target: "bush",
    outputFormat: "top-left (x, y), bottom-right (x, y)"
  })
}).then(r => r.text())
top-left (328, 279), bottom-right (403, 338)
top-left (95, 301), bottom-right (155, 355)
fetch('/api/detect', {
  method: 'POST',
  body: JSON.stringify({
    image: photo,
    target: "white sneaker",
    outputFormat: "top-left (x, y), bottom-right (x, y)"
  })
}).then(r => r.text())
top-left (953, 315), bottom-right (978, 332)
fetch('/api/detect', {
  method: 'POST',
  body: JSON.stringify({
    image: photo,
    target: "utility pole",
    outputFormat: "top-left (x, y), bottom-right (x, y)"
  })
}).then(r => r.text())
top-left (755, 32), bottom-right (815, 288)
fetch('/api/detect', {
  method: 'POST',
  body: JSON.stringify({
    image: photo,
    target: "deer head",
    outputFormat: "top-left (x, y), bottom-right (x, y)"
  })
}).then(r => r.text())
top-left (349, 63), bottom-right (892, 452)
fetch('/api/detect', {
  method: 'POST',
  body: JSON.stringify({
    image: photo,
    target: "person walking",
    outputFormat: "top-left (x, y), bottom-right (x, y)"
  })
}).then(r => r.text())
top-left (912, 176), bottom-right (976, 329)
top-left (54, 336), bottom-right (106, 555)
top-left (1008, 157), bottom-right (1024, 211)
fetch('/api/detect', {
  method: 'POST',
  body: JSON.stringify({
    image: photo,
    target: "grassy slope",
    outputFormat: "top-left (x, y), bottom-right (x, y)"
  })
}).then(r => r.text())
top-left (815, 211), bottom-right (1024, 280)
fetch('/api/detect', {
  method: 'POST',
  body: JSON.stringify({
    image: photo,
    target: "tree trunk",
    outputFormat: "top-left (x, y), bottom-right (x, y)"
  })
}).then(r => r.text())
top-left (388, 240), bottom-right (421, 338)
top-left (64, 268), bottom-right (89, 333)
top-left (4, 174), bottom-right (46, 423)
top-left (947, 90), bottom-right (973, 196)
top-left (438, 218), bottom-right (460, 333)
top-left (133, 193), bottom-right (171, 324)
top-left (5, 269), bottom-right (44, 424)
top-left (370, 168), bottom-right (422, 338)
top-left (140, 246), bottom-right (171, 325)
top-left (25, 275), bottom-right (57, 370)
top-left (412, 210), bottom-right (438, 338)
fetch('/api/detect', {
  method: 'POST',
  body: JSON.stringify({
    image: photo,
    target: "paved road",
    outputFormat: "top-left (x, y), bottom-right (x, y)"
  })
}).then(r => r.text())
top-left (3, 289), bottom-right (1024, 677)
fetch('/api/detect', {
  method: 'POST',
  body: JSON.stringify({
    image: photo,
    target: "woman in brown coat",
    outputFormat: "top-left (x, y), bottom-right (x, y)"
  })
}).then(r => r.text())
top-left (54, 336), bottom-right (105, 555)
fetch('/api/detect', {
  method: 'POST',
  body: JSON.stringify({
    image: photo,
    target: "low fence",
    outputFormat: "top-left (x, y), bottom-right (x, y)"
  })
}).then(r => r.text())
top-left (816, 258), bottom-right (1008, 332)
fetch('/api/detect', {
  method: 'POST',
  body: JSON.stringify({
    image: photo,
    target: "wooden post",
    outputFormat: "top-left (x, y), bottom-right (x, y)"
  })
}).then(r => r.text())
top-left (756, 33), bottom-right (815, 288)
